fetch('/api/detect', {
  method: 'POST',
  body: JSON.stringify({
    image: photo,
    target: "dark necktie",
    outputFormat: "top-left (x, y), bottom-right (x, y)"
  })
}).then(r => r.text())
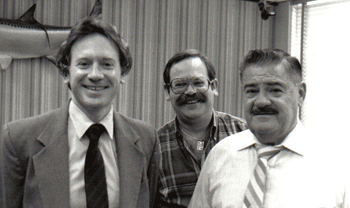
top-left (84, 124), bottom-right (109, 208)
top-left (243, 144), bottom-right (283, 208)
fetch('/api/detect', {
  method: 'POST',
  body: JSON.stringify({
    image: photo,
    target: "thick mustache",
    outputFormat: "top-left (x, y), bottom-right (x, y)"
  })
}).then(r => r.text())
top-left (251, 107), bottom-right (278, 115)
top-left (176, 94), bottom-right (206, 106)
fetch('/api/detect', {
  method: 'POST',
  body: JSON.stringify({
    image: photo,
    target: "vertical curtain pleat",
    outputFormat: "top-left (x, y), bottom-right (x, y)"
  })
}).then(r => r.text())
top-left (0, 0), bottom-right (274, 135)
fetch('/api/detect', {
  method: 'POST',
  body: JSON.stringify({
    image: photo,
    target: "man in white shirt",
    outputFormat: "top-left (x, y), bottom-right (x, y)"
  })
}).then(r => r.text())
top-left (189, 49), bottom-right (349, 208)
top-left (1, 17), bottom-right (159, 208)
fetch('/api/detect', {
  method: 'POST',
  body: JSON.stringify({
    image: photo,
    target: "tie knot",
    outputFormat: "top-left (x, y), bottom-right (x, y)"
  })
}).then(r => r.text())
top-left (85, 124), bottom-right (106, 141)
top-left (255, 144), bottom-right (284, 160)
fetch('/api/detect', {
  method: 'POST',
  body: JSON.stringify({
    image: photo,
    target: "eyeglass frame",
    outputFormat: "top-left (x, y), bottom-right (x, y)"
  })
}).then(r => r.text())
top-left (165, 77), bottom-right (217, 94)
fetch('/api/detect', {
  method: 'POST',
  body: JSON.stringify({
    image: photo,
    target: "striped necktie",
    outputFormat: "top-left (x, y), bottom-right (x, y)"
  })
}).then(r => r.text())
top-left (84, 124), bottom-right (109, 208)
top-left (243, 144), bottom-right (283, 208)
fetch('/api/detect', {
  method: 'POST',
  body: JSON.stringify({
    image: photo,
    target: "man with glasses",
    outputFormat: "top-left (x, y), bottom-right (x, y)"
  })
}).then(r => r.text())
top-left (154, 49), bottom-right (247, 207)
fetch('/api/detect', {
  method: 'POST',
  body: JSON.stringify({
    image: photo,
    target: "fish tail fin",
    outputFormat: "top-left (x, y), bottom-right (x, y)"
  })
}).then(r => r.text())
top-left (89, 0), bottom-right (102, 19)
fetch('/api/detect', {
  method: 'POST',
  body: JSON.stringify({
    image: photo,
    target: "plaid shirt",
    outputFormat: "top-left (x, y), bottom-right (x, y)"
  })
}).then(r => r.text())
top-left (156, 111), bottom-right (247, 207)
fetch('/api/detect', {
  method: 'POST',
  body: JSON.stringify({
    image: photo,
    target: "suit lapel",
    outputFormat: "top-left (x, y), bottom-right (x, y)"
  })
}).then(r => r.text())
top-left (114, 112), bottom-right (144, 208)
top-left (33, 104), bottom-right (70, 208)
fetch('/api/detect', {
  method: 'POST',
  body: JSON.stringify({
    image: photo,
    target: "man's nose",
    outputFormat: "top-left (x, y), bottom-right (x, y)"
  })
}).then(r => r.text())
top-left (254, 91), bottom-right (271, 107)
top-left (184, 83), bottom-right (197, 95)
top-left (87, 63), bottom-right (104, 81)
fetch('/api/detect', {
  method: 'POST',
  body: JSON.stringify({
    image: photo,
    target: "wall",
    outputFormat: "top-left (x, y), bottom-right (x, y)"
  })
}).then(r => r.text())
top-left (0, 0), bottom-right (274, 134)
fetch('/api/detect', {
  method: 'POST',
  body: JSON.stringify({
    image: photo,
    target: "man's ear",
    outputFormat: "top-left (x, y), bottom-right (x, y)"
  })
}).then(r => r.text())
top-left (164, 85), bottom-right (170, 101)
top-left (211, 79), bottom-right (219, 96)
top-left (120, 76), bottom-right (125, 84)
top-left (298, 82), bottom-right (306, 107)
top-left (63, 73), bottom-right (70, 84)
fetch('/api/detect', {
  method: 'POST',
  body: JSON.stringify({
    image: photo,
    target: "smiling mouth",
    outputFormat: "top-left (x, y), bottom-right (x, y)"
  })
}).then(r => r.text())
top-left (186, 100), bottom-right (199, 104)
top-left (84, 86), bottom-right (108, 91)
top-left (253, 113), bottom-right (278, 117)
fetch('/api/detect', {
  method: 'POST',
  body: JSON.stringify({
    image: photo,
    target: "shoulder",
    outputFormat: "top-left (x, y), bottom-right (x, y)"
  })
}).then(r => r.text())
top-left (215, 111), bottom-right (247, 125)
top-left (204, 130), bottom-right (253, 170)
top-left (117, 112), bottom-right (155, 132)
top-left (114, 112), bottom-right (157, 145)
top-left (212, 130), bottom-right (251, 156)
top-left (156, 119), bottom-right (176, 141)
top-left (214, 111), bottom-right (248, 136)
top-left (157, 119), bottom-right (175, 134)
top-left (215, 111), bottom-right (247, 129)
top-left (1, 108), bottom-right (66, 158)
top-left (3, 108), bottom-right (64, 139)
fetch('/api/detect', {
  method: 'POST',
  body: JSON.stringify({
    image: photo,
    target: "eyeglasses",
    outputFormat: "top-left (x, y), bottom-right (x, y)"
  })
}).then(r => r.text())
top-left (166, 77), bottom-right (216, 94)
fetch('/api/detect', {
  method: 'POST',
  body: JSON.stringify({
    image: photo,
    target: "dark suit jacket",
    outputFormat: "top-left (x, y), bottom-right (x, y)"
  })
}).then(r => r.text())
top-left (0, 102), bottom-right (159, 208)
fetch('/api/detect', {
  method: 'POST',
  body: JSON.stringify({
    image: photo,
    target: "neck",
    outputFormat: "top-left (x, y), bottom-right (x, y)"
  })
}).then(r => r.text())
top-left (85, 108), bottom-right (110, 123)
top-left (73, 101), bottom-right (112, 123)
top-left (177, 112), bottom-right (213, 136)
top-left (256, 133), bottom-right (286, 146)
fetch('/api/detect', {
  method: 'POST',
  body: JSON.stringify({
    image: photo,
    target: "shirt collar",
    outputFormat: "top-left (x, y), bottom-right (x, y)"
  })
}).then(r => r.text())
top-left (237, 120), bottom-right (306, 156)
top-left (279, 120), bottom-right (306, 156)
top-left (69, 100), bottom-right (114, 140)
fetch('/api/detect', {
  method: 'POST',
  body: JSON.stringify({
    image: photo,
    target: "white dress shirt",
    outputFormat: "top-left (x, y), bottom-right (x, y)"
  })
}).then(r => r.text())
top-left (189, 121), bottom-right (349, 208)
top-left (68, 100), bottom-right (119, 208)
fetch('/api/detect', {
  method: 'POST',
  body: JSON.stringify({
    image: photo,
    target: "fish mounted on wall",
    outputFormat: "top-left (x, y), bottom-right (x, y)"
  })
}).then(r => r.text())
top-left (0, 0), bottom-right (102, 70)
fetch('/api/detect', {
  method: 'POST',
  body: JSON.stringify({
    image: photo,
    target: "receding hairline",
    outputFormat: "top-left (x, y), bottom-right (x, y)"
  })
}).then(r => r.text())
top-left (240, 59), bottom-right (302, 84)
top-left (242, 56), bottom-right (302, 79)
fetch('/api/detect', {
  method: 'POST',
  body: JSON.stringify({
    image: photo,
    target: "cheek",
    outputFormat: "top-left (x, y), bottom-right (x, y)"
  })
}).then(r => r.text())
top-left (68, 69), bottom-right (84, 82)
top-left (244, 98), bottom-right (254, 109)
top-left (106, 73), bottom-right (121, 86)
top-left (169, 95), bottom-right (179, 105)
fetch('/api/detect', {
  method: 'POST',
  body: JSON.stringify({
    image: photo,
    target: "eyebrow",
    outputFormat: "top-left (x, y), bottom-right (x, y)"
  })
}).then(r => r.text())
top-left (243, 84), bottom-right (257, 89)
top-left (267, 82), bottom-right (284, 87)
top-left (243, 82), bottom-right (285, 89)
top-left (75, 57), bottom-right (117, 62)
top-left (101, 57), bottom-right (117, 61)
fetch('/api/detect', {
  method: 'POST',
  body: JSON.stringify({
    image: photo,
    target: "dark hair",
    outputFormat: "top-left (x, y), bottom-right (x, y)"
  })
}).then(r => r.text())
top-left (56, 17), bottom-right (132, 77)
top-left (163, 49), bottom-right (216, 91)
top-left (239, 49), bottom-right (302, 83)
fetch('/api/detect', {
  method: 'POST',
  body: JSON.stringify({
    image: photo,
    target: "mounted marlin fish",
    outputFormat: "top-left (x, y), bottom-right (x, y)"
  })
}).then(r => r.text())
top-left (0, 0), bottom-right (102, 70)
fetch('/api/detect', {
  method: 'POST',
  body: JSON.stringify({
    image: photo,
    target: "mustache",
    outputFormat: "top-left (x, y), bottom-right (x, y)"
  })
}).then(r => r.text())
top-left (251, 106), bottom-right (278, 115)
top-left (176, 93), bottom-right (207, 106)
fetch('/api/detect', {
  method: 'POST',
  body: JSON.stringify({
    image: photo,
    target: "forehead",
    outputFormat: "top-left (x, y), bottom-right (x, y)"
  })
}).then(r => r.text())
top-left (241, 63), bottom-right (292, 86)
top-left (71, 33), bottom-right (119, 59)
top-left (169, 57), bottom-right (208, 79)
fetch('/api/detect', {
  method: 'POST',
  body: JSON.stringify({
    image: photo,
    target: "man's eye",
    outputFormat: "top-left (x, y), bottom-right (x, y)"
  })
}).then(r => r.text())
top-left (246, 89), bottom-right (258, 94)
top-left (77, 62), bottom-right (90, 68)
top-left (270, 88), bottom-right (283, 94)
top-left (174, 82), bottom-right (187, 88)
top-left (245, 89), bottom-right (258, 97)
top-left (193, 81), bottom-right (205, 87)
top-left (103, 62), bottom-right (114, 68)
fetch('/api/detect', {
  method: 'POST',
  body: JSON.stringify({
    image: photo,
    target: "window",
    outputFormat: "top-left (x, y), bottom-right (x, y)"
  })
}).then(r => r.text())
top-left (291, 0), bottom-right (350, 137)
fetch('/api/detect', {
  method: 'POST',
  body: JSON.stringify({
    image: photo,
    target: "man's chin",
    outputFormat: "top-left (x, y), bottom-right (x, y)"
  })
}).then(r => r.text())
top-left (180, 108), bottom-right (207, 119)
top-left (250, 121), bottom-right (279, 133)
top-left (179, 101), bottom-right (203, 109)
top-left (252, 114), bottom-right (277, 122)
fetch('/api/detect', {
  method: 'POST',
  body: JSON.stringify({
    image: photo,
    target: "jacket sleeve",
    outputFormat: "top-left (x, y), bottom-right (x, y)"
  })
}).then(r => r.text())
top-left (147, 129), bottom-right (160, 208)
top-left (1, 124), bottom-right (25, 208)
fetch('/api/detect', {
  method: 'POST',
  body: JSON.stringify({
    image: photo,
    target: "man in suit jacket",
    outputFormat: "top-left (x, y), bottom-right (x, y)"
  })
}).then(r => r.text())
top-left (0, 17), bottom-right (159, 208)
